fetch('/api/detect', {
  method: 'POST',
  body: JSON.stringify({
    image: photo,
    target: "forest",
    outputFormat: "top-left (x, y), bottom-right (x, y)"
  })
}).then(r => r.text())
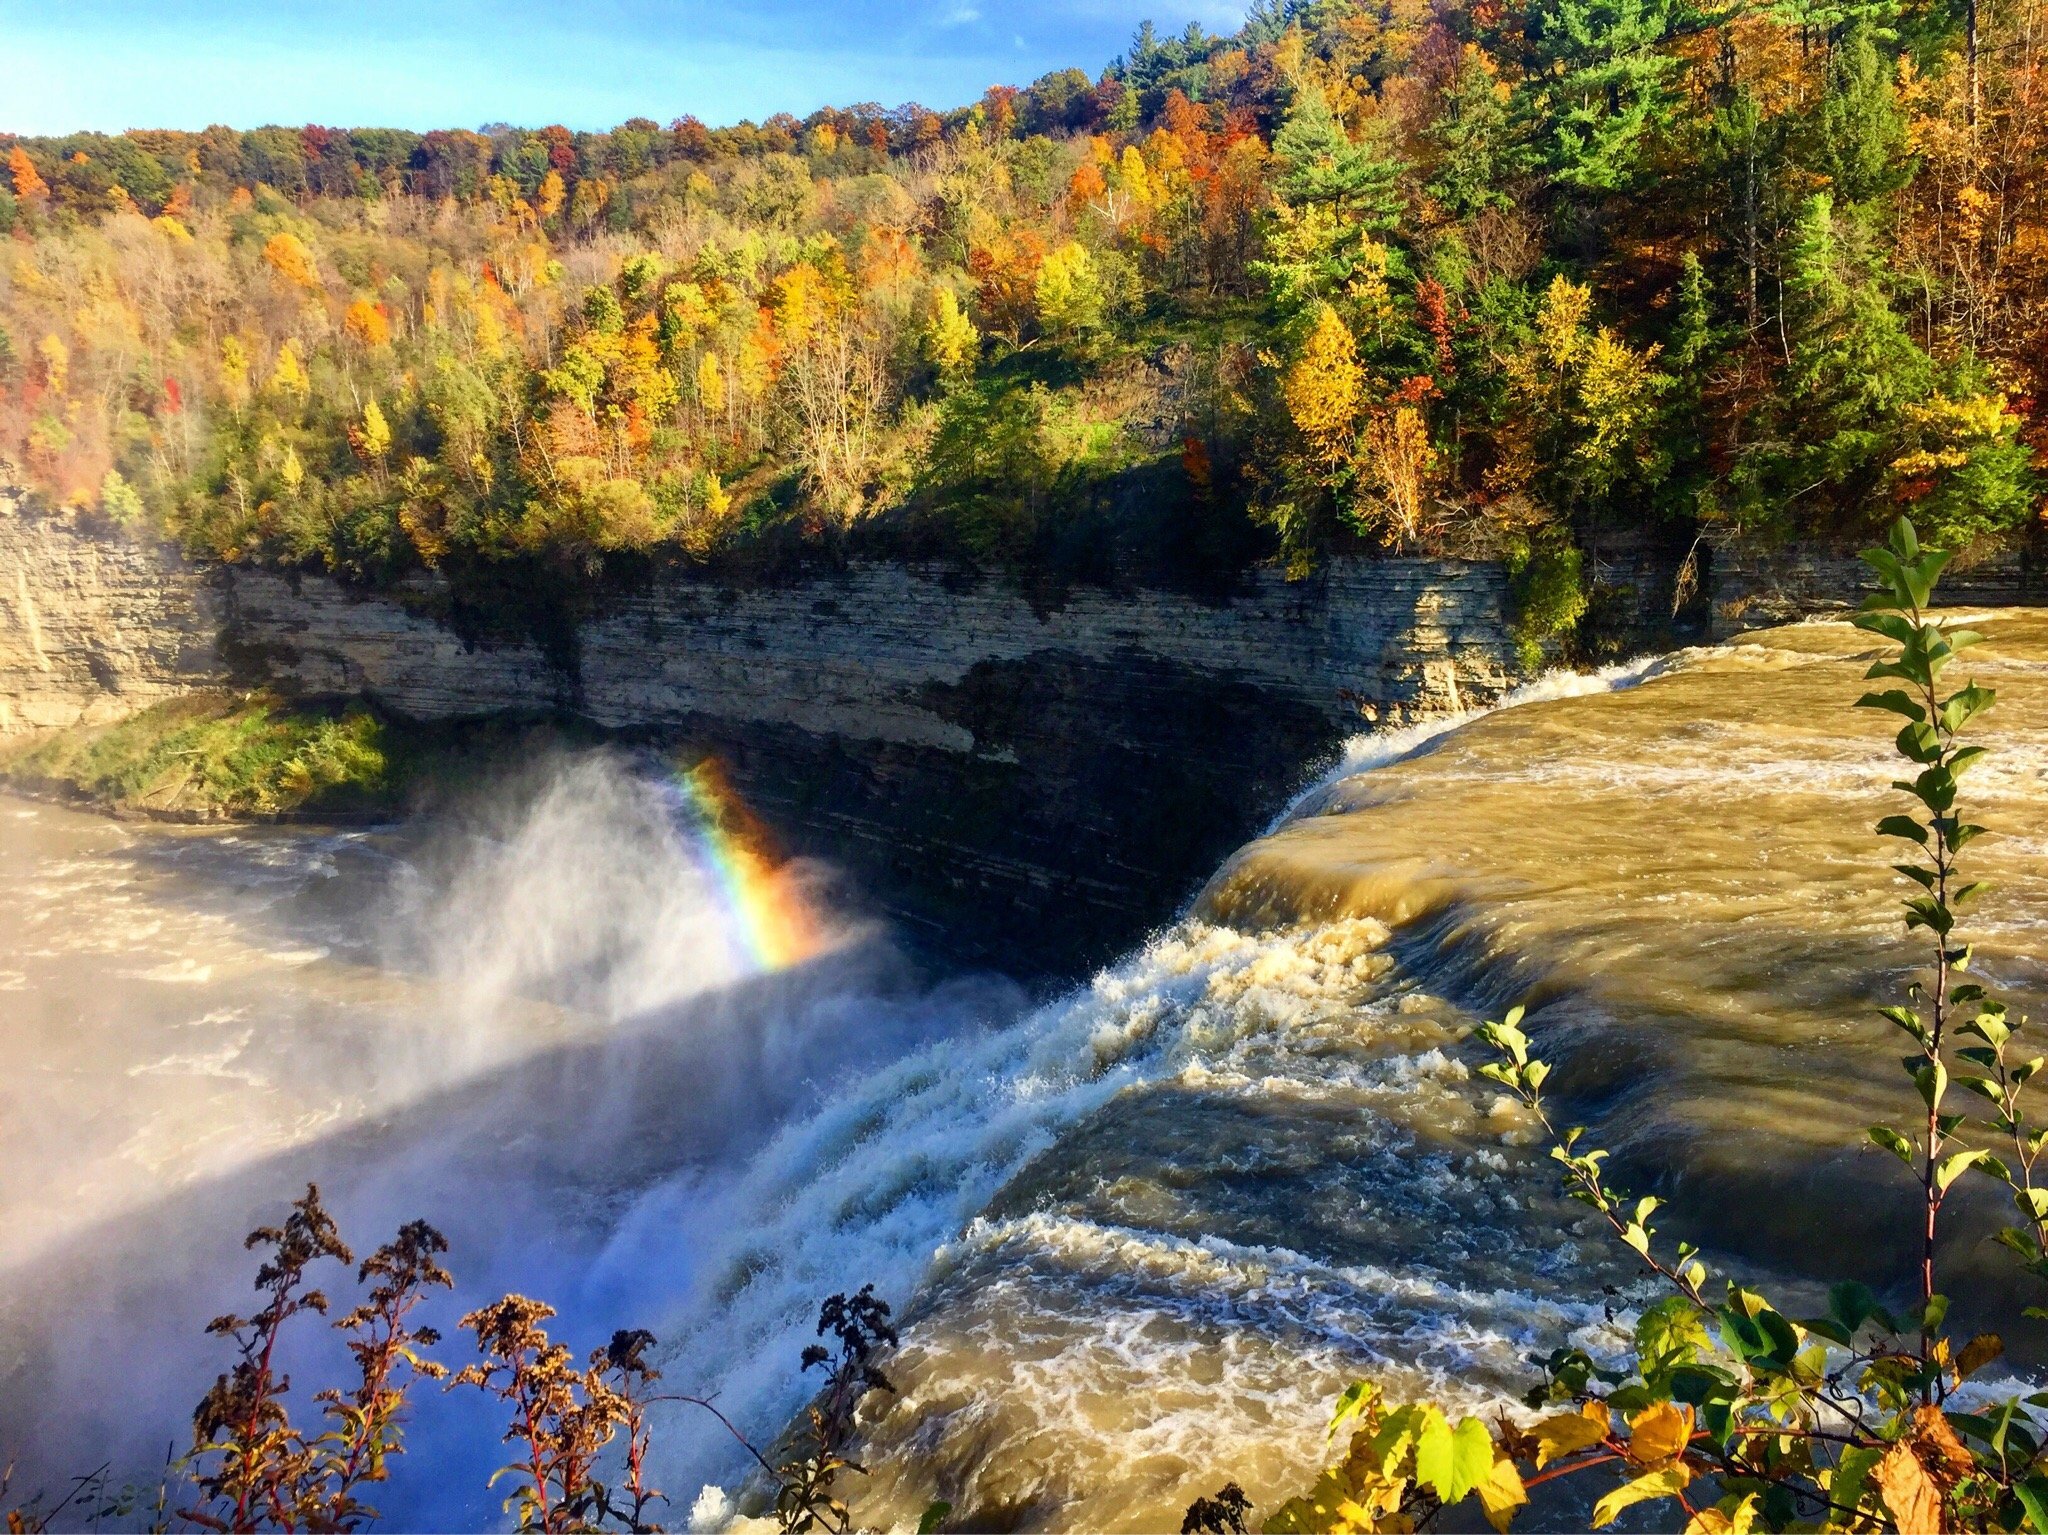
top-left (0, 0), bottom-right (2042, 614)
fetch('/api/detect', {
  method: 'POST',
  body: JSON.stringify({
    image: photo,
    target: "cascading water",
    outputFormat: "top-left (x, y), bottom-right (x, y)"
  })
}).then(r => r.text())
top-left (639, 610), bottom-right (2048, 1532)
top-left (5, 611), bottom-right (2045, 1534)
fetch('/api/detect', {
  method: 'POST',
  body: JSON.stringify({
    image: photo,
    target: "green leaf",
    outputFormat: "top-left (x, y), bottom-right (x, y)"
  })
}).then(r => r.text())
top-left (1906, 550), bottom-right (1953, 606)
top-left (1938, 1149), bottom-right (1988, 1191)
top-left (1858, 689), bottom-right (1927, 722)
top-left (1328, 1380), bottom-right (1377, 1441)
top-left (1868, 1125), bottom-right (1915, 1165)
top-left (1924, 1293), bottom-right (1951, 1334)
top-left (1854, 592), bottom-right (1915, 638)
top-left (1408, 1405), bottom-right (1455, 1490)
top-left (1876, 814), bottom-right (1929, 844)
top-left (1881, 1005), bottom-right (1929, 1043)
top-left (1830, 1282), bottom-right (1880, 1333)
top-left (1959, 1074), bottom-right (2003, 1103)
top-left (1867, 656), bottom-right (1928, 686)
top-left (2016, 1474), bottom-right (2048, 1533)
top-left (1941, 684), bottom-right (1996, 733)
top-left (1897, 721), bottom-right (1943, 763)
top-left (917, 1501), bottom-right (953, 1535)
top-left (1833, 1444), bottom-right (1881, 1517)
top-left (1919, 1059), bottom-right (1953, 1113)
top-left (1415, 1416), bottom-right (1495, 1505)
top-left (1369, 1403), bottom-right (1431, 1477)
top-left (1910, 765), bottom-right (1959, 811)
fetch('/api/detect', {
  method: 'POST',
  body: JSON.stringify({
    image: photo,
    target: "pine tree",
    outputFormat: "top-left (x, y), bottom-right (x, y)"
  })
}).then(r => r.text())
top-left (1272, 85), bottom-right (1403, 229)
top-left (1805, 20), bottom-right (1912, 207)
top-left (1427, 45), bottom-right (1521, 218)
top-left (1521, 0), bottom-right (1697, 193)
top-left (1781, 192), bottom-right (1933, 491)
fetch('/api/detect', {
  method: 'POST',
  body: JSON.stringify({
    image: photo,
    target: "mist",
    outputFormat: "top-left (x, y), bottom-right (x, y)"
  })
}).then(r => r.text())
top-left (0, 749), bottom-right (1025, 1526)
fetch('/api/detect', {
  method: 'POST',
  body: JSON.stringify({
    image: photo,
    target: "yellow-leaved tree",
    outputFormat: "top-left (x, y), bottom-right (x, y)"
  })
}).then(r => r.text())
top-left (270, 339), bottom-right (310, 402)
top-left (354, 399), bottom-right (392, 479)
top-left (1036, 242), bottom-right (1106, 339)
top-left (342, 299), bottom-right (391, 350)
top-left (1282, 304), bottom-right (1363, 472)
top-left (262, 232), bottom-right (322, 291)
top-left (923, 286), bottom-right (980, 376)
top-left (1356, 405), bottom-right (1438, 545)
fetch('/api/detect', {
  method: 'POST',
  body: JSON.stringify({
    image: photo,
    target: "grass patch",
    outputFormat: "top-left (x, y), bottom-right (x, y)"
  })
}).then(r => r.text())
top-left (0, 692), bottom-right (567, 820)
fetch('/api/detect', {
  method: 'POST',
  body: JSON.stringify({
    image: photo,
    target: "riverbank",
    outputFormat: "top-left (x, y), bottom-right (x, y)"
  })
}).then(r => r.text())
top-left (0, 691), bottom-right (593, 822)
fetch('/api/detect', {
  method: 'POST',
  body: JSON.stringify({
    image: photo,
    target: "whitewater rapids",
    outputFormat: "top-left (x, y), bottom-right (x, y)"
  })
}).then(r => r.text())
top-left (3, 612), bottom-right (2045, 1532)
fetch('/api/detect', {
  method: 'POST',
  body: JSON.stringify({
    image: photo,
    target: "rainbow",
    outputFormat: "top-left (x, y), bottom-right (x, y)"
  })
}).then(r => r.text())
top-left (669, 757), bottom-right (820, 973)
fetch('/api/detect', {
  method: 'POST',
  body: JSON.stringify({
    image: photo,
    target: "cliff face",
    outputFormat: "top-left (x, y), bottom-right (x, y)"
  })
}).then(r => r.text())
top-left (0, 508), bottom-right (230, 731)
top-left (1708, 538), bottom-right (2047, 635)
top-left (2, 496), bottom-right (1524, 976)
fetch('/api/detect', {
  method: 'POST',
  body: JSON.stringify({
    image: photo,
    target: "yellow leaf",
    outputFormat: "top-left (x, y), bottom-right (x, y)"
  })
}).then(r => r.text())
top-left (1627, 1401), bottom-right (1694, 1467)
top-left (1685, 1492), bottom-right (1758, 1534)
top-left (1532, 1409), bottom-right (1609, 1468)
top-left (1592, 1465), bottom-right (1691, 1529)
top-left (1475, 1455), bottom-right (1528, 1533)
top-left (1956, 1332), bottom-right (2004, 1380)
top-left (1873, 1439), bottom-right (1942, 1535)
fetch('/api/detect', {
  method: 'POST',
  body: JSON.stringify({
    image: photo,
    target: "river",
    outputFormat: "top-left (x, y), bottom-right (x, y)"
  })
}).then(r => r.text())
top-left (3, 611), bottom-right (2045, 1531)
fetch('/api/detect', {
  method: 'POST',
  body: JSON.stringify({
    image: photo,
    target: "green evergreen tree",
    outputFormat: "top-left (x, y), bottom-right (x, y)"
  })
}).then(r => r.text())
top-left (1426, 48), bottom-right (1521, 217)
top-left (1521, 0), bottom-right (1698, 192)
top-left (1272, 85), bottom-right (1403, 228)
top-left (1805, 20), bottom-right (1913, 205)
top-left (1780, 191), bottom-right (1933, 493)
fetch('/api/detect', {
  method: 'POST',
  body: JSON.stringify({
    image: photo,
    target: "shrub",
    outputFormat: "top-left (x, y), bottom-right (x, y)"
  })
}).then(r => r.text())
top-left (1502, 530), bottom-right (1588, 670)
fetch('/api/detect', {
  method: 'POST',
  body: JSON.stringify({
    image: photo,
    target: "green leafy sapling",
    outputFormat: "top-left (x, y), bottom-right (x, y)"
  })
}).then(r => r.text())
top-left (1854, 515), bottom-right (2007, 1373)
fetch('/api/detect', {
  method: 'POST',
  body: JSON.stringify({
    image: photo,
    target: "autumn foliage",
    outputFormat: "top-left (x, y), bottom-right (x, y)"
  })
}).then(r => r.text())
top-left (0, 0), bottom-right (2041, 608)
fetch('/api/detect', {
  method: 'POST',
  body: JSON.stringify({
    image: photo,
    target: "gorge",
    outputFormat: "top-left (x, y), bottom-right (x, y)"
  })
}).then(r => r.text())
top-left (4, 504), bottom-right (2048, 1531)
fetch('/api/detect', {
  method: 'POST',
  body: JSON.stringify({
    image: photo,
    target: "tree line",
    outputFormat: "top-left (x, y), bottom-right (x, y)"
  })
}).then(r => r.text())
top-left (0, 0), bottom-right (2042, 632)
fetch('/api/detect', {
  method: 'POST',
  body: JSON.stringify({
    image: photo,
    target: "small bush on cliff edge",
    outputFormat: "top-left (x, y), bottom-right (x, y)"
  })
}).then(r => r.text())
top-left (1201, 516), bottom-right (2048, 1534)
top-left (1502, 530), bottom-right (1589, 672)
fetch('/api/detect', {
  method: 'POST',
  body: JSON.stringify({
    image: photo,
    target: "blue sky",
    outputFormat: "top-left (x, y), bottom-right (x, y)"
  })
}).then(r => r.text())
top-left (1, 0), bottom-right (1247, 136)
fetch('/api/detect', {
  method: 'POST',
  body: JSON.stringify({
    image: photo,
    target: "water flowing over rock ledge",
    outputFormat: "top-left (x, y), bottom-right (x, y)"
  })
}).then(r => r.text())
top-left (18, 494), bottom-right (1931, 979)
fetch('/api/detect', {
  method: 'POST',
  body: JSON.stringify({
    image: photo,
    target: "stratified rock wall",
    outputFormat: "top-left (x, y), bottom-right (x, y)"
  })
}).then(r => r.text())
top-left (0, 494), bottom-right (1518, 975)
top-left (0, 506), bottom-right (229, 730)
top-left (1708, 538), bottom-right (2047, 635)
top-left (218, 556), bottom-right (1519, 740)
